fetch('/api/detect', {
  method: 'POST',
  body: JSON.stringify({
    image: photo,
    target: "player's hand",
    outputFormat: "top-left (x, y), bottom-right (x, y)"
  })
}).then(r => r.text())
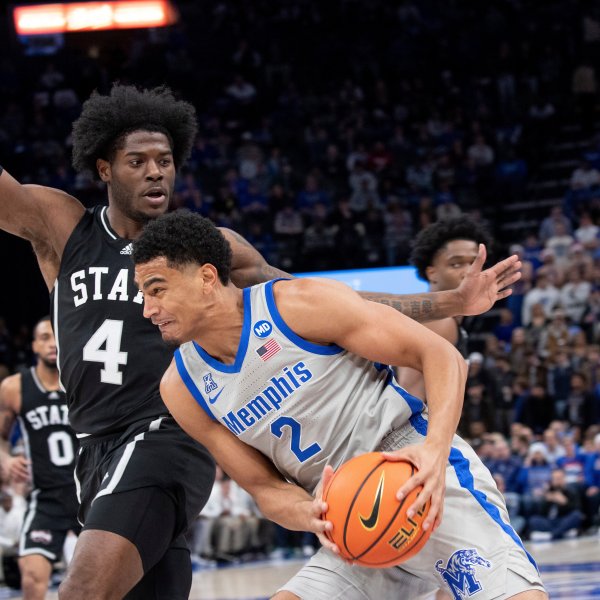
top-left (3, 455), bottom-right (31, 483)
top-left (455, 244), bottom-right (522, 316)
top-left (381, 442), bottom-right (448, 533)
top-left (310, 464), bottom-right (339, 555)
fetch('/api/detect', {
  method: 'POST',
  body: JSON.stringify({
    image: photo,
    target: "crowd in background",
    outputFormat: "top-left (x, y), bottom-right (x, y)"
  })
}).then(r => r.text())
top-left (0, 0), bottom-right (599, 570)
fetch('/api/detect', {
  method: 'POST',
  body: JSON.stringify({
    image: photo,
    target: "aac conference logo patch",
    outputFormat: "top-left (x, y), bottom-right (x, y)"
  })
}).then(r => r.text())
top-left (253, 320), bottom-right (272, 338)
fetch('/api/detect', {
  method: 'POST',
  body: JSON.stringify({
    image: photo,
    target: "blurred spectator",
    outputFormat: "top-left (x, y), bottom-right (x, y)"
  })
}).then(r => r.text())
top-left (560, 267), bottom-right (592, 323)
top-left (565, 372), bottom-right (598, 428)
top-left (556, 436), bottom-right (587, 486)
top-left (584, 433), bottom-right (600, 528)
top-left (521, 271), bottom-right (560, 326)
top-left (488, 438), bottom-right (522, 493)
top-left (539, 206), bottom-right (573, 244)
top-left (515, 384), bottom-right (556, 434)
top-left (574, 213), bottom-right (599, 251)
top-left (528, 468), bottom-right (584, 540)
top-left (572, 59), bottom-right (598, 131)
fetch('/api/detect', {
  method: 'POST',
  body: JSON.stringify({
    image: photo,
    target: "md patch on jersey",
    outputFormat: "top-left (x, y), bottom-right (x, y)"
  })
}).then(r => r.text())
top-left (253, 320), bottom-right (273, 338)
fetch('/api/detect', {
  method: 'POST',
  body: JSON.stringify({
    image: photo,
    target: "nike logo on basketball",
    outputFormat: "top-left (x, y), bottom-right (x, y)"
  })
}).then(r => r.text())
top-left (359, 472), bottom-right (385, 530)
top-left (208, 388), bottom-right (225, 404)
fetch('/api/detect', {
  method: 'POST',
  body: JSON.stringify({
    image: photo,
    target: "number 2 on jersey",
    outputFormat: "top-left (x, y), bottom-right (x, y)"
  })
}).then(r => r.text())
top-left (82, 319), bottom-right (128, 385)
top-left (270, 416), bottom-right (321, 463)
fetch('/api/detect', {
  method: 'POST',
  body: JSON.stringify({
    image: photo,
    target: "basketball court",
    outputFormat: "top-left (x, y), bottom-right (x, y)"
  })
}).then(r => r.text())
top-left (0, 534), bottom-right (597, 599)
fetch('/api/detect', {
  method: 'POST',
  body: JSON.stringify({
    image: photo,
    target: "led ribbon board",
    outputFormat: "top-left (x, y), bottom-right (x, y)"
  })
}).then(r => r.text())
top-left (13, 1), bottom-right (177, 35)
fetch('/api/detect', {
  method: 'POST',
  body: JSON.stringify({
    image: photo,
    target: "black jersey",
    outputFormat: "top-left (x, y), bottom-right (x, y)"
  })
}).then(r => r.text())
top-left (455, 317), bottom-right (469, 358)
top-left (17, 368), bottom-right (78, 491)
top-left (50, 206), bottom-right (171, 435)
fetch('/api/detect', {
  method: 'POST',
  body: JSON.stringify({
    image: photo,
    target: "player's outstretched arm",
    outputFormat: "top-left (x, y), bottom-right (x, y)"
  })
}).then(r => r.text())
top-left (222, 230), bottom-right (520, 323)
top-left (360, 244), bottom-right (521, 322)
top-left (0, 168), bottom-right (83, 246)
top-left (273, 278), bottom-right (469, 532)
top-left (220, 228), bottom-right (292, 287)
top-left (160, 361), bottom-right (339, 554)
top-left (0, 170), bottom-right (84, 287)
top-left (0, 374), bottom-right (30, 483)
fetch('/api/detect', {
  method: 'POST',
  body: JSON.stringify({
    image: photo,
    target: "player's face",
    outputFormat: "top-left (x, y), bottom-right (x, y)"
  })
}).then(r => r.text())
top-left (136, 258), bottom-right (207, 346)
top-left (32, 320), bottom-right (57, 368)
top-left (101, 131), bottom-right (176, 223)
top-left (426, 239), bottom-right (479, 291)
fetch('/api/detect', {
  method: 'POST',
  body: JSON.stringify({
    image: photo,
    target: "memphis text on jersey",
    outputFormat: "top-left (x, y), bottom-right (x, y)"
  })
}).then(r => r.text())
top-left (222, 361), bottom-right (312, 435)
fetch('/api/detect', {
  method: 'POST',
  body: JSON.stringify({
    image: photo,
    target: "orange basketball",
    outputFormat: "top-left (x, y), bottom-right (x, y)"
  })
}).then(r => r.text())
top-left (322, 452), bottom-right (432, 567)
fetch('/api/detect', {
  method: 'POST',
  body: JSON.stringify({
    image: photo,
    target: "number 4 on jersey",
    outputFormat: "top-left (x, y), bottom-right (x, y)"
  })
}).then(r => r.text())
top-left (82, 319), bottom-right (128, 385)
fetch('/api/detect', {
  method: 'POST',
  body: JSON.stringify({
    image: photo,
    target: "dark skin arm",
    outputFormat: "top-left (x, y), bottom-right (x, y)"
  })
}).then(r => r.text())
top-left (223, 231), bottom-right (522, 322)
top-left (0, 374), bottom-right (30, 483)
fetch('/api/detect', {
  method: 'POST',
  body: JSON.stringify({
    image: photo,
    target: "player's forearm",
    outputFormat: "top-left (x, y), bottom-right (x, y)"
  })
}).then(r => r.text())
top-left (253, 482), bottom-right (316, 532)
top-left (421, 350), bottom-right (467, 450)
top-left (359, 290), bottom-right (462, 322)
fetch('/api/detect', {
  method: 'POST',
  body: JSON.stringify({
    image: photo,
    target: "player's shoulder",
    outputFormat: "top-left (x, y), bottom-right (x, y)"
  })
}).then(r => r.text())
top-left (0, 372), bottom-right (22, 407)
top-left (274, 276), bottom-right (347, 296)
top-left (160, 359), bottom-right (181, 392)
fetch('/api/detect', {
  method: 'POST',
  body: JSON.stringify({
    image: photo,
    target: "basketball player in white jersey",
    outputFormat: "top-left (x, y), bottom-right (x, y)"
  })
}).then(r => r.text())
top-left (132, 211), bottom-right (546, 600)
top-left (0, 83), bottom-right (522, 599)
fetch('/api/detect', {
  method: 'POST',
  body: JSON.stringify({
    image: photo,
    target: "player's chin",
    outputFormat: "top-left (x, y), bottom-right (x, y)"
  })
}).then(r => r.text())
top-left (160, 331), bottom-right (183, 349)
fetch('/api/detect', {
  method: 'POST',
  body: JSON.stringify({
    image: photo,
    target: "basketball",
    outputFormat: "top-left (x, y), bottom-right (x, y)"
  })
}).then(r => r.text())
top-left (322, 452), bottom-right (432, 567)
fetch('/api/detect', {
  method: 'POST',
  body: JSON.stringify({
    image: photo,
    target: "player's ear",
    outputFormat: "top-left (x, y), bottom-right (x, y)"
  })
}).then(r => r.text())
top-left (425, 265), bottom-right (437, 284)
top-left (199, 263), bottom-right (219, 291)
top-left (97, 159), bottom-right (111, 182)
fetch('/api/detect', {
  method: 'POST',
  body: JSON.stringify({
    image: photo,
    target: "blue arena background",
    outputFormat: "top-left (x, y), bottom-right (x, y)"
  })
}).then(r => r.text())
top-left (295, 266), bottom-right (429, 295)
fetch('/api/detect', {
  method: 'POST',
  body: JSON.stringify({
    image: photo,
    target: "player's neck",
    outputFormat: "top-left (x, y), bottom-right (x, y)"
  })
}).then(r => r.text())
top-left (105, 206), bottom-right (145, 240)
top-left (35, 363), bottom-right (60, 392)
top-left (192, 287), bottom-right (244, 365)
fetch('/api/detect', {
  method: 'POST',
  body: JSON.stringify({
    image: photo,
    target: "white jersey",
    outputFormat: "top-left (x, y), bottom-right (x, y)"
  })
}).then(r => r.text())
top-left (175, 279), bottom-right (426, 493)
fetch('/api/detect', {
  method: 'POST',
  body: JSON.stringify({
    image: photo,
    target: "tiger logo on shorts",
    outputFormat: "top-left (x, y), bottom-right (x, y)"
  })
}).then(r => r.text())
top-left (435, 548), bottom-right (491, 599)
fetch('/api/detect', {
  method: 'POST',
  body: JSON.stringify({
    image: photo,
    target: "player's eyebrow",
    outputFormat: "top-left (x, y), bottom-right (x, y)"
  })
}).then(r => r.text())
top-left (124, 150), bottom-right (173, 157)
top-left (140, 276), bottom-right (166, 290)
top-left (446, 253), bottom-right (478, 260)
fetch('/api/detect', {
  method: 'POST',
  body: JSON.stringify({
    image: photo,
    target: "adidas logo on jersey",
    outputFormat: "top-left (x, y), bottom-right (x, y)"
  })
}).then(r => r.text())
top-left (120, 243), bottom-right (133, 255)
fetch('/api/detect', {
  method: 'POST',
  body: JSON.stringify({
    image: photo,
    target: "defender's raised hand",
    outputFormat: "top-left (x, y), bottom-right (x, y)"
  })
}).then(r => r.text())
top-left (455, 244), bottom-right (522, 316)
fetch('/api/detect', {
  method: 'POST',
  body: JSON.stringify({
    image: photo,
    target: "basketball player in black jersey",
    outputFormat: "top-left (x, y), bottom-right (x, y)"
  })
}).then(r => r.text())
top-left (397, 217), bottom-right (492, 401)
top-left (396, 217), bottom-right (493, 600)
top-left (0, 84), bottom-right (521, 599)
top-left (0, 317), bottom-right (79, 600)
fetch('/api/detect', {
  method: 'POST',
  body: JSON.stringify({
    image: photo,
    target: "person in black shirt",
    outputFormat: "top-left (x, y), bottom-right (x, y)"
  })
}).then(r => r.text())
top-left (0, 317), bottom-right (79, 600)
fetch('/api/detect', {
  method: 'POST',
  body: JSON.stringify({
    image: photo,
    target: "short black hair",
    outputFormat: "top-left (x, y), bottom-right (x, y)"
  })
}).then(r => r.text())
top-left (33, 315), bottom-right (51, 338)
top-left (410, 217), bottom-right (492, 281)
top-left (72, 84), bottom-right (197, 176)
top-left (132, 210), bottom-right (232, 284)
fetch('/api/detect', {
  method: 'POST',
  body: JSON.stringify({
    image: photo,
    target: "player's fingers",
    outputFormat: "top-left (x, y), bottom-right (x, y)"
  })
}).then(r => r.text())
top-left (314, 498), bottom-right (328, 518)
top-left (381, 449), bottom-right (412, 463)
top-left (316, 528), bottom-right (339, 555)
top-left (321, 465), bottom-right (335, 493)
top-left (488, 254), bottom-right (519, 277)
top-left (418, 486), bottom-right (444, 531)
top-left (497, 269), bottom-right (522, 290)
top-left (468, 243), bottom-right (486, 273)
top-left (395, 471), bottom-right (424, 503)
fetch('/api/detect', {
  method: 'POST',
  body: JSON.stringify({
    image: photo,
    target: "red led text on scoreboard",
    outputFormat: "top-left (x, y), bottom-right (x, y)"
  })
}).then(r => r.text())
top-left (13, 1), bottom-right (177, 35)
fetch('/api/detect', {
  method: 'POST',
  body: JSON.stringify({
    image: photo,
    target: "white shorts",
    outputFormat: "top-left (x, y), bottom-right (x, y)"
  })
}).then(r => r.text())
top-left (280, 425), bottom-right (546, 600)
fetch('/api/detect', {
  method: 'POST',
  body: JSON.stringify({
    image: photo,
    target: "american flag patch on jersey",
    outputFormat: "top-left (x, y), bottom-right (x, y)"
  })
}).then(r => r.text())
top-left (256, 338), bottom-right (281, 361)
